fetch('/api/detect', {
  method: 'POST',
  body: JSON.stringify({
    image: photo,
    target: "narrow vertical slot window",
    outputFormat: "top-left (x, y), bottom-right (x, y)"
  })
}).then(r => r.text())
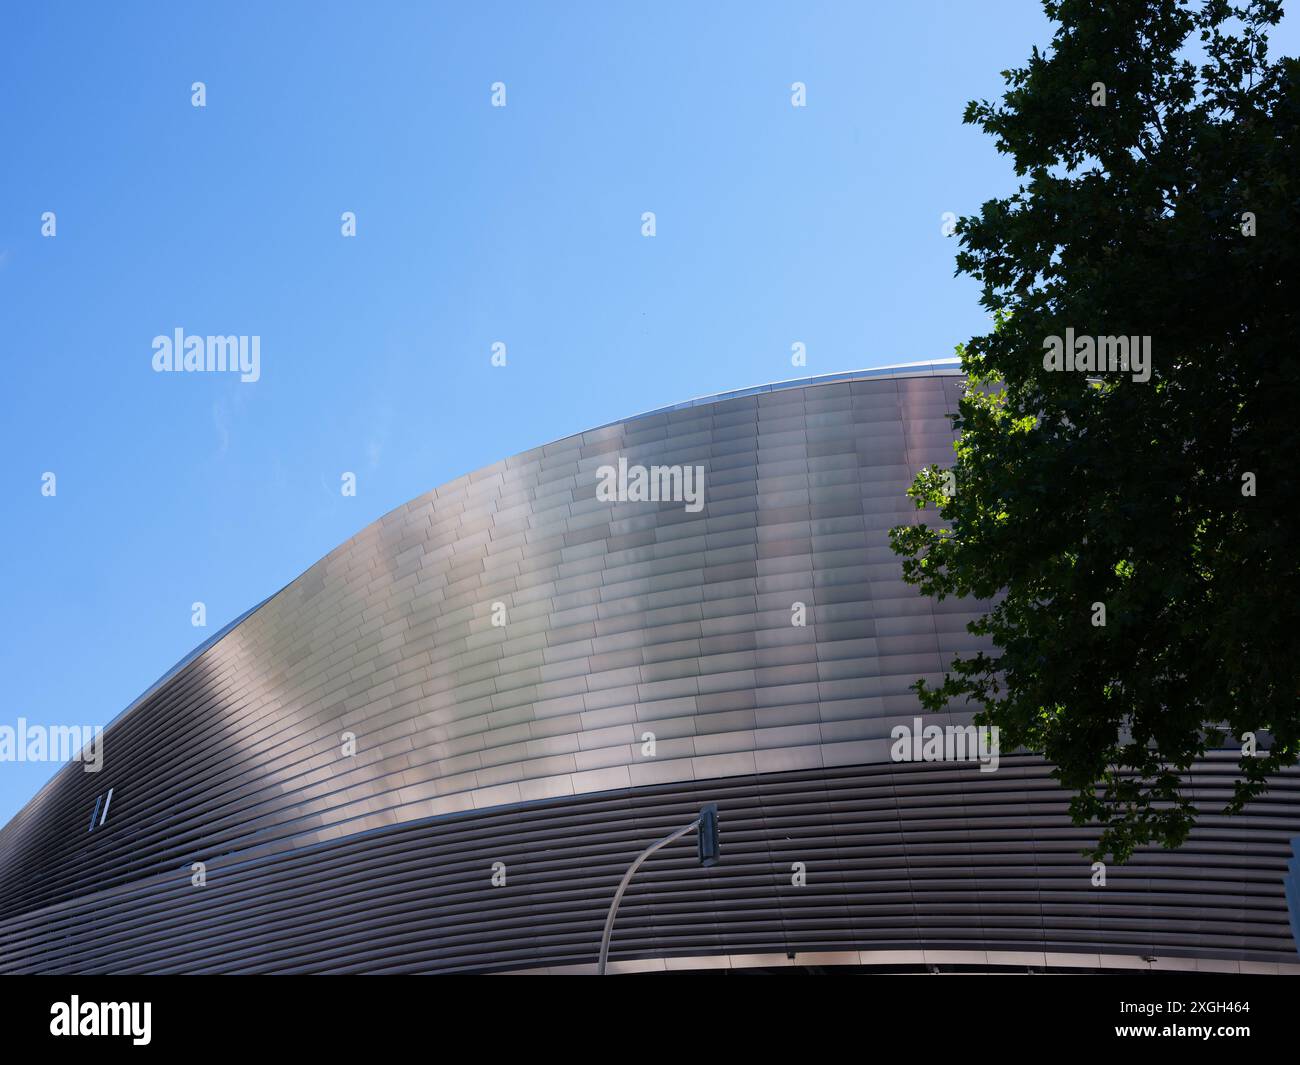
top-left (88, 794), bottom-right (102, 832)
top-left (99, 787), bottom-right (113, 827)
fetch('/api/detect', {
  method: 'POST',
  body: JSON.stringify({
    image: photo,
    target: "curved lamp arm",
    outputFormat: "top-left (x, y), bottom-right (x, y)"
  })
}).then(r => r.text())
top-left (597, 818), bottom-right (701, 976)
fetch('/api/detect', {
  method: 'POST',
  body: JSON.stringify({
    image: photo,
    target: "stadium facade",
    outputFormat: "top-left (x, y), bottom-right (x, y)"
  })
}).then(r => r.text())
top-left (2, 364), bottom-right (1298, 974)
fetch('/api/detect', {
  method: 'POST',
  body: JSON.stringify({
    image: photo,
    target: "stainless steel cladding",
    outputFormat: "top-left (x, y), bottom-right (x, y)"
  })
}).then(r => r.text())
top-left (2, 366), bottom-right (1297, 973)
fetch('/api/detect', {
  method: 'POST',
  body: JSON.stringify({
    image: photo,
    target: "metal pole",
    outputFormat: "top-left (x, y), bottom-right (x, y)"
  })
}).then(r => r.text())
top-left (597, 817), bottom-right (700, 975)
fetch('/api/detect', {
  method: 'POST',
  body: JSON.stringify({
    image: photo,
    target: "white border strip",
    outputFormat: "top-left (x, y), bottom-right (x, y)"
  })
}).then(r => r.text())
top-left (503, 949), bottom-right (1300, 976)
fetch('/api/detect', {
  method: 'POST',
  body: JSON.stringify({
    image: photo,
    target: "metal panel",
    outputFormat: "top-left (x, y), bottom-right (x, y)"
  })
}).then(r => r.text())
top-left (1, 363), bottom-right (1297, 972)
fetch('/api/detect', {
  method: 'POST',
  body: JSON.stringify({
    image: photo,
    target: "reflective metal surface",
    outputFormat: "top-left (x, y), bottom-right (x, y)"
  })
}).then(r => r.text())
top-left (1, 365), bottom-right (1297, 972)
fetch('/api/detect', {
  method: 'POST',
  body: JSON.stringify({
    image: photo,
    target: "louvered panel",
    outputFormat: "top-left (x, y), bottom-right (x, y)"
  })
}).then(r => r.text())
top-left (1, 366), bottom-right (1296, 973)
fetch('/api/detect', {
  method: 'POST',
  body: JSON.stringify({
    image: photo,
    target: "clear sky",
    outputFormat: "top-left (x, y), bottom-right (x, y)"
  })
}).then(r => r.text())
top-left (3, 2), bottom-right (1296, 827)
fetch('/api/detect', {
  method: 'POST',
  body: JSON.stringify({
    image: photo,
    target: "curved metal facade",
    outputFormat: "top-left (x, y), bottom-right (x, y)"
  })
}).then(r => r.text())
top-left (2, 366), bottom-right (1298, 974)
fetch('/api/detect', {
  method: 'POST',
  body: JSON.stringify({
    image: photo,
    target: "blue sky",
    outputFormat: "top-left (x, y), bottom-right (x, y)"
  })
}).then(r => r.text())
top-left (3, 2), bottom-right (1295, 827)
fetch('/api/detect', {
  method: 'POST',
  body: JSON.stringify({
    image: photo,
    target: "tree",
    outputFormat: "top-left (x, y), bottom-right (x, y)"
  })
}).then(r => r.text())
top-left (891, 0), bottom-right (1300, 861)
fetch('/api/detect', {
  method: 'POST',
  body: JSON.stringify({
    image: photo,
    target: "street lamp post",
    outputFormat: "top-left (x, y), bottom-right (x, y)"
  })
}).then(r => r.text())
top-left (597, 804), bottom-right (720, 975)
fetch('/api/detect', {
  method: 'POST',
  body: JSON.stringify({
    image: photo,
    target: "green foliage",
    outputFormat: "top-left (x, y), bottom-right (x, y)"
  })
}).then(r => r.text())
top-left (891, 0), bottom-right (1300, 861)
